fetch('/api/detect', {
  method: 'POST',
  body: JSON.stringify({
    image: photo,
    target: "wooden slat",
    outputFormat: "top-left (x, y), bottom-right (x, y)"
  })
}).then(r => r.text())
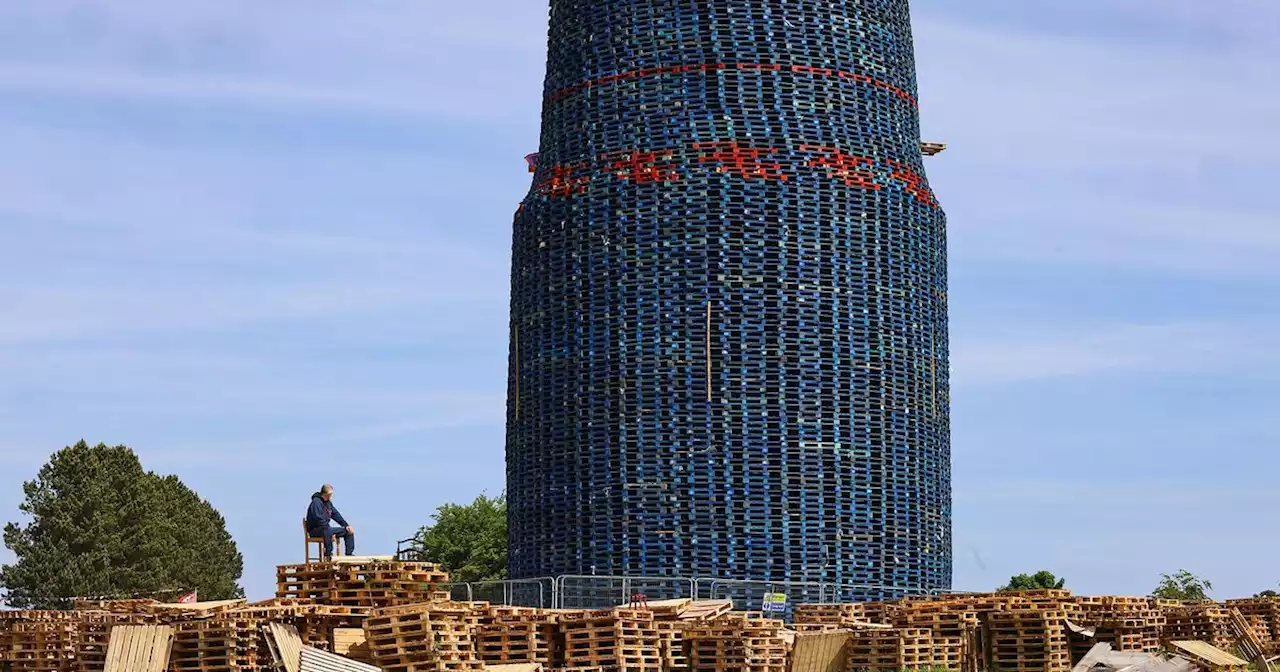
top-left (1228, 607), bottom-right (1272, 671)
top-left (299, 645), bottom-right (382, 672)
top-left (790, 630), bottom-right (850, 672)
top-left (485, 665), bottom-right (543, 672)
top-left (265, 622), bottom-right (305, 672)
top-left (104, 625), bottom-right (173, 672)
top-left (1166, 640), bottom-right (1249, 669)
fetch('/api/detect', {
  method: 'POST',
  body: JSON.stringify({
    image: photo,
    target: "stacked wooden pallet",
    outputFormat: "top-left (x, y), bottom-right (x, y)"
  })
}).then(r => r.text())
top-left (654, 621), bottom-right (687, 672)
top-left (1070, 596), bottom-right (1165, 661)
top-left (856, 601), bottom-right (902, 626)
top-left (170, 617), bottom-right (266, 672)
top-left (685, 615), bottom-right (787, 672)
top-left (560, 608), bottom-right (660, 672)
top-left (843, 626), bottom-right (934, 671)
top-left (364, 602), bottom-right (486, 672)
top-left (277, 560), bottom-right (451, 609)
top-left (3, 615), bottom-right (80, 672)
top-left (1227, 597), bottom-right (1279, 646)
top-left (331, 561), bottom-right (452, 609)
top-left (277, 564), bottom-right (338, 603)
top-left (477, 607), bottom-right (556, 665)
top-left (76, 611), bottom-right (155, 672)
top-left (894, 599), bottom-right (979, 671)
top-left (1163, 604), bottom-right (1235, 651)
top-left (792, 603), bottom-right (866, 627)
top-left (985, 608), bottom-right (1070, 672)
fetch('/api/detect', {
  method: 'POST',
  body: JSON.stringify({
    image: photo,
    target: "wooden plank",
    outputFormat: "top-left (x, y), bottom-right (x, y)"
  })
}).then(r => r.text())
top-left (790, 630), bottom-right (850, 672)
top-left (105, 627), bottom-right (124, 672)
top-left (1166, 640), bottom-right (1249, 668)
top-left (678, 600), bottom-right (734, 621)
top-left (266, 622), bottom-right (305, 672)
top-left (299, 645), bottom-right (382, 672)
top-left (332, 627), bottom-right (366, 656)
top-left (148, 625), bottom-right (173, 671)
top-left (104, 625), bottom-right (173, 672)
top-left (1227, 608), bottom-right (1272, 672)
top-left (485, 664), bottom-right (544, 672)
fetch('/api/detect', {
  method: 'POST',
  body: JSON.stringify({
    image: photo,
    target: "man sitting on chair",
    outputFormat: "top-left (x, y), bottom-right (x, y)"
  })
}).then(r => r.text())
top-left (307, 483), bottom-right (355, 559)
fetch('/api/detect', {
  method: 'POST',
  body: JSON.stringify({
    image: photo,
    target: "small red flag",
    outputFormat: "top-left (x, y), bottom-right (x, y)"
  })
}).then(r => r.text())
top-left (176, 590), bottom-right (198, 604)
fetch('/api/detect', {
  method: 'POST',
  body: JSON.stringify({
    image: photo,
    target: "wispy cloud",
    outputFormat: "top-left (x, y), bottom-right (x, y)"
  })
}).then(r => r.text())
top-left (952, 321), bottom-right (1280, 386)
top-left (915, 8), bottom-right (1279, 276)
top-left (0, 1), bottom-right (548, 123)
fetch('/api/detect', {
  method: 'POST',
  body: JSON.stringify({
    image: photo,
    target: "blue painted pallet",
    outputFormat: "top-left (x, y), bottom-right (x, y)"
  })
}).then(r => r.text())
top-left (507, 0), bottom-right (949, 591)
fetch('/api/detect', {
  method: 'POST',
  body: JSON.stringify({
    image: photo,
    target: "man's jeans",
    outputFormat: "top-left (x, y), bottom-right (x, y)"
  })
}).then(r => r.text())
top-left (311, 526), bottom-right (355, 558)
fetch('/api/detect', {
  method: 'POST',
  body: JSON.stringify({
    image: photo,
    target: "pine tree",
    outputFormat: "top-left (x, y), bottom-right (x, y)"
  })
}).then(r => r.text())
top-left (1, 441), bottom-right (243, 609)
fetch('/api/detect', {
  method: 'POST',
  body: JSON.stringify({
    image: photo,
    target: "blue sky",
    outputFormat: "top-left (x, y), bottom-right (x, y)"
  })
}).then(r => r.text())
top-left (0, 0), bottom-right (1276, 601)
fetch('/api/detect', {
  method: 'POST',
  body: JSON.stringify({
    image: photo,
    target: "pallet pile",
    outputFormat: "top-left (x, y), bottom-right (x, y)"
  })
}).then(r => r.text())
top-left (842, 626), bottom-right (934, 671)
top-left (364, 601), bottom-right (487, 672)
top-left (171, 617), bottom-right (266, 671)
top-left (476, 607), bottom-right (557, 665)
top-left (1163, 604), bottom-right (1236, 652)
top-left (276, 559), bottom-right (450, 609)
top-left (2, 614), bottom-right (80, 672)
top-left (985, 608), bottom-right (1071, 672)
top-left (1227, 597), bottom-right (1280, 651)
top-left (560, 608), bottom-right (660, 672)
top-left (218, 599), bottom-right (369, 653)
top-left (1072, 596), bottom-right (1165, 657)
top-left (854, 601), bottom-right (902, 627)
top-left (685, 614), bottom-right (788, 672)
top-left (792, 603), bottom-right (867, 630)
top-left (76, 611), bottom-right (156, 672)
top-left (5, 581), bottom-right (1280, 672)
top-left (893, 600), bottom-right (979, 672)
top-left (0, 561), bottom-right (450, 671)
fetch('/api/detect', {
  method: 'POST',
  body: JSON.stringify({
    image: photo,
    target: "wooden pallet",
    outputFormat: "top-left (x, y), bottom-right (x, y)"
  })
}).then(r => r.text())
top-left (984, 610), bottom-right (1070, 672)
top-left (1163, 605), bottom-right (1235, 651)
top-left (844, 627), bottom-right (934, 672)
top-left (560, 609), bottom-right (659, 672)
top-left (103, 625), bottom-right (173, 672)
top-left (793, 604), bottom-right (866, 627)
top-left (685, 616), bottom-right (787, 672)
top-left (364, 603), bottom-right (485, 672)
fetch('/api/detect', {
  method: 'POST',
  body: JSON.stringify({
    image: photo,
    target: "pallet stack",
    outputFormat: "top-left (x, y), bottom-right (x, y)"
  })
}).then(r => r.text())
top-left (2, 614), bottom-right (79, 672)
top-left (277, 560), bottom-right (451, 609)
top-left (171, 616), bottom-right (266, 672)
top-left (76, 611), bottom-right (155, 672)
top-left (685, 615), bottom-right (787, 672)
top-left (1227, 597), bottom-right (1280, 648)
top-left (856, 601), bottom-right (902, 626)
top-left (364, 602), bottom-right (486, 672)
top-left (844, 627), bottom-right (934, 671)
top-left (560, 608), bottom-right (660, 672)
top-left (1163, 604), bottom-right (1235, 651)
top-left (793, 604), bottom-right (867, 629)
top-left (894, 599), bottom-right (978, 672)
top-left (654, 621), bottom-right (688, 672)
top-left (1071, 596), bottom-right (1164, 660)
top-left (229, 600), bottom-right (369, 652)
top-left (985, 608), bottom-right (1070, 672)
top-left (477, 607), bottom-right (556, 665)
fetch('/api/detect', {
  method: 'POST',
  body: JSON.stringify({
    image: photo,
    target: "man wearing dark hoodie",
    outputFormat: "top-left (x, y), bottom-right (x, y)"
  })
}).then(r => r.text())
top-left (306, 483), bottom-right (354, 559)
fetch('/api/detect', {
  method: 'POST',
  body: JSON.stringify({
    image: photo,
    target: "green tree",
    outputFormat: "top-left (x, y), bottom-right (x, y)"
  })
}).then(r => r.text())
top-left (1151, 570), bottom-right (1212, 601)
top-left (416, 493), bottom-right (507, 583)
top-left (1, 441), bottom-right (243, 609)
top-left (1255, 589), bottom-right (1278, 598)
top-left (998, 571), bottom-right (1066, 592)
